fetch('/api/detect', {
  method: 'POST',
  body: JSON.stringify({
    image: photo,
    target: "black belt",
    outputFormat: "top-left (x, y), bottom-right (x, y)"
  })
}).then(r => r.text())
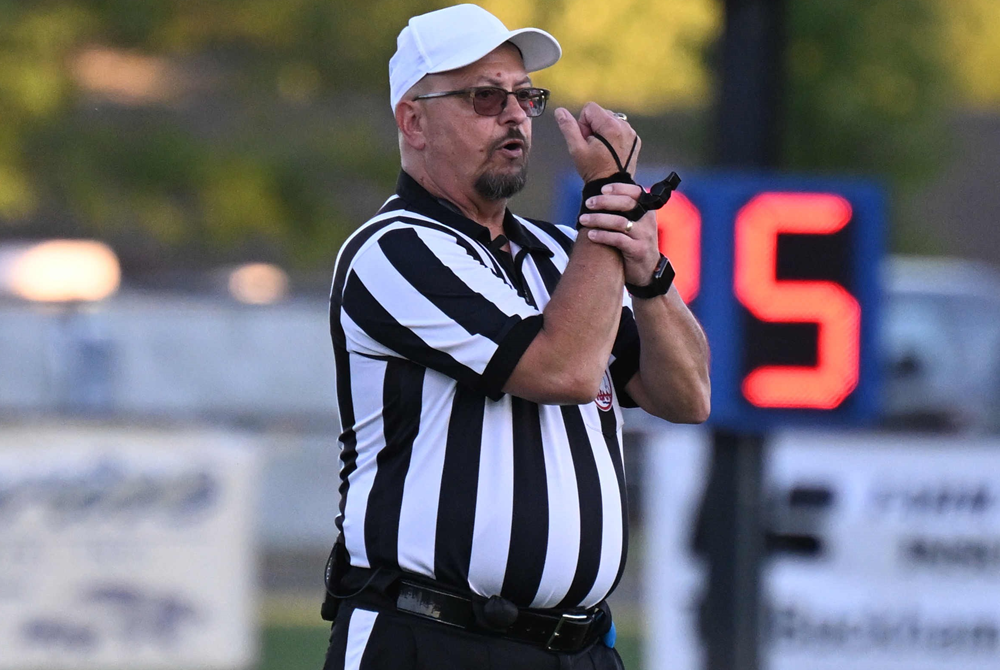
top-left (393, 579), bottom-right (607, 653)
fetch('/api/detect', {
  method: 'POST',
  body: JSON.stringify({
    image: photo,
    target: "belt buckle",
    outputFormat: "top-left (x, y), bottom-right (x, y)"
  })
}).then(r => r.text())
top-left (545, 612), bottom-right (590, 651)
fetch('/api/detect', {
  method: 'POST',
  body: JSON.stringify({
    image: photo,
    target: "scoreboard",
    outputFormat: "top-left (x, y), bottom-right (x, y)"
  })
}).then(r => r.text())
top-left (556, 171), bottom-right (885, 429)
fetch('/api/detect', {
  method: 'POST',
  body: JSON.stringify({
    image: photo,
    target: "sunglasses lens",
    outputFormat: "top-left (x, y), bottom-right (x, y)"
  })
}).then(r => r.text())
top-left (473, 88), bottom-right (507, 115)
top-left (469, 88), bottom-right (549, 117)
top-left (516, 89), bottom-right (547, 117)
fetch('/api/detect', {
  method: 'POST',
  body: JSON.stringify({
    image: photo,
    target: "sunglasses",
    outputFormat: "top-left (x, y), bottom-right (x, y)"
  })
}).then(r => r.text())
top-left (413, 86), bottom-right (550, 117)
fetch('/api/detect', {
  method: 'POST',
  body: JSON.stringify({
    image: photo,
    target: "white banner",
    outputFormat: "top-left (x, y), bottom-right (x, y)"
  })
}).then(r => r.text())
top-left (0, 426), bottom-right (259, 669)
top-left (642, 423), bottom-right (710, 670)
top-left (767, 431), bottom-right (1000, 670)
top-left (643, 428), bottom-right (1000, 670)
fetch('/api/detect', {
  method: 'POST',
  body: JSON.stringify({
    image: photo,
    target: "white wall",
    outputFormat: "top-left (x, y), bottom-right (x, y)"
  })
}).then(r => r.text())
top-left (0, 292), bottom-right (338, 421)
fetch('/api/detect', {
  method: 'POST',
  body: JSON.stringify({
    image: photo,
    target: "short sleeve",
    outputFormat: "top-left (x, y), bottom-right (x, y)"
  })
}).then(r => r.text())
top-left (610, 295), bottom-right (641, 408)
top-left (338, 224), bottom-right (542, 400)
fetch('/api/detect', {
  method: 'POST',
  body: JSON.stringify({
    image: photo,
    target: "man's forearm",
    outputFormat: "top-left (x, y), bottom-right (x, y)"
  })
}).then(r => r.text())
top-left (504, 101), bottom-right (641, 404)
top-left (543, 233), bottom-right (624, 368)
top-left (629, 289), bottom-right (711, 422)
top-left (503, 234), bottom-right (624, 404)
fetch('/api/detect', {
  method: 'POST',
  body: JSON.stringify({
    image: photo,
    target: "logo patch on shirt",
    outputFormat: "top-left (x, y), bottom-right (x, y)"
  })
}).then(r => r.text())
top-left (596, 371), bottom-right (614, 411)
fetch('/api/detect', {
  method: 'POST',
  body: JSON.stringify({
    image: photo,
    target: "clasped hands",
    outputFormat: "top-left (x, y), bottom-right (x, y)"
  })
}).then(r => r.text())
top-left (555, 102), bottom-right (660, 287)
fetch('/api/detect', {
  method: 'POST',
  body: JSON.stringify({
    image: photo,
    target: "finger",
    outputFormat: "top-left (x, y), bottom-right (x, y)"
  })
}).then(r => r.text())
top-left (554, 107), bottom-right (588, 156)
top-left (627, 135), bottom-right (642, 170)
top-left (584, 194), bottom-right (640, 213)
top-left (585, 103), bottom-right (635, 137)
top-left (578, 212), bottom-right (634, 233)
top-left (585, 228), bottom-right (638, 253)
top-left (600, 182), bottom-right (643, 198)
top-left (574, 102), bottom-right (602, 138)
top-left (578, 102), bottom-right (607, 129)
top-left (582, 102), bottom-right (627, 138)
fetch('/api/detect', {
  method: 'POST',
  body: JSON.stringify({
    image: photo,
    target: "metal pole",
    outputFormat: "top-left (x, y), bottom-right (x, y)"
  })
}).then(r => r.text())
top-left (716, 0), bottom-right (786, 169)
top-left (696, 1), bottom-right (786, 670)
top-left (695, 431), bottom-right (765, 670)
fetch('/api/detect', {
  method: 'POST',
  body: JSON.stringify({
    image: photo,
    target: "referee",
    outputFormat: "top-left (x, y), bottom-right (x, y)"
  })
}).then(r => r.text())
top-left (324, 4), bottom-right (710, 669)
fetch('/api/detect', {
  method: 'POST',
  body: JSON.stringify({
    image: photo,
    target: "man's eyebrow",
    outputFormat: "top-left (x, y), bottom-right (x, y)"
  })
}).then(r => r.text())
top-left (475, 75), bottom-right (533, 88)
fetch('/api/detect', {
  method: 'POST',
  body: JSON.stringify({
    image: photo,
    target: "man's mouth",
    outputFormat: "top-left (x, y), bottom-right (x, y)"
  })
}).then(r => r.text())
top-left (496, 139), bottom-right (526, 159)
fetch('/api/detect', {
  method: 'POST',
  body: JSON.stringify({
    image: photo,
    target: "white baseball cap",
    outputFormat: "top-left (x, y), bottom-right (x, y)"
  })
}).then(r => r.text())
top-left (389, 4), bottom-right (562, 111)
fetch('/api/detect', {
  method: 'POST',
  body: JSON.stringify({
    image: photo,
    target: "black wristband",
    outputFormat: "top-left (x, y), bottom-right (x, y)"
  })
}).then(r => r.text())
top-left (574, 130), bottom-right (682, 229)
top-left (576, 130), bottom-right (642, 228)
top-left (578, 172), bottom-right (683, 228)
top-left (578, 172), bottom-right (639, 228)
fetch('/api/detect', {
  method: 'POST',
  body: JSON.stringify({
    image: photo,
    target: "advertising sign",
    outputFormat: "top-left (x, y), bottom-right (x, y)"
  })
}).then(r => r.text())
top-left (643, 427), bottom-right (1000, 670)
top-left (0, 426), bottom-right (259, 669)
top-left (767, 431), bottom-right (1000, 670)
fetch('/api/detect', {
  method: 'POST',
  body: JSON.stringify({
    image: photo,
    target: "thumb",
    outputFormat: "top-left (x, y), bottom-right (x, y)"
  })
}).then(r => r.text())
top-left (554, 107), bottom-right (587, 156)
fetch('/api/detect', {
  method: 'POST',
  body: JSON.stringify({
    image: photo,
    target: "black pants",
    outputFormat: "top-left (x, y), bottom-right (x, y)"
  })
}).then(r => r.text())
top-left (322, 601), bottom-right (626, 670)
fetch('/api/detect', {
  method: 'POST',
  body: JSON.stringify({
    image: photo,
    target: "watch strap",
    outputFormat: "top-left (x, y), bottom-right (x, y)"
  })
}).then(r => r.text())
top-left (626, 254), bottom-right (674, 299)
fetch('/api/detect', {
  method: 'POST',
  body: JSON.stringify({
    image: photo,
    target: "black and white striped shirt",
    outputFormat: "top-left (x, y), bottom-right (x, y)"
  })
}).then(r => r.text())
top-left (329, 171), bottom-right (642, 609)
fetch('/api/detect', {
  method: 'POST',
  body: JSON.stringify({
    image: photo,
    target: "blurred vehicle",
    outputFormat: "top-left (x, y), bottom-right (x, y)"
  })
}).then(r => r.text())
top-left (881, 255), bottom-right (1000, 434)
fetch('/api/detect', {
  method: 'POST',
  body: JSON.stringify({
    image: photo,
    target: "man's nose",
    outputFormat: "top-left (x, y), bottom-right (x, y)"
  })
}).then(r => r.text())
top-left (499, 95), bottom-right (528, 124)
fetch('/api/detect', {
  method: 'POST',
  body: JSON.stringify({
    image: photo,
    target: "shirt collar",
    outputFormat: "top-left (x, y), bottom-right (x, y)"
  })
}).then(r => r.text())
top-left (394, 170), bottom-right (553, 257)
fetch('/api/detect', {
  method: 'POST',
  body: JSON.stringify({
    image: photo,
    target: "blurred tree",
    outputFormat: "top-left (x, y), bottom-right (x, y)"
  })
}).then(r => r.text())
top-left (1, 1), bottom-right (430, 274)
top-left (945, 0), bottom-right (1000, 109)
top-left (0, 0), bottom-right (995, 274)
top-left (781, 0), bottom-right (952, 253)
top-left (783, 0), bottom-right (950, 181)
top-left (0, 0), bottom-right (720, 275)
top-left (479, 0), bottom-right (721, 112)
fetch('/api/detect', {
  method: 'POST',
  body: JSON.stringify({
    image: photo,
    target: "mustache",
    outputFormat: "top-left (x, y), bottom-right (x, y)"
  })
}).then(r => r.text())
top-left (490, 129), bottom-right (529, 154)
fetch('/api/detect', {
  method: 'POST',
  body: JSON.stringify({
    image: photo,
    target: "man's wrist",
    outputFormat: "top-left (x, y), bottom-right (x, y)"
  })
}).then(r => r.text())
top-left (579, 165), bottom-right (625, 183)
top-left (577, 172), bottom-right (637, 227)
top-left (626, 254), bottom-right (674, 299)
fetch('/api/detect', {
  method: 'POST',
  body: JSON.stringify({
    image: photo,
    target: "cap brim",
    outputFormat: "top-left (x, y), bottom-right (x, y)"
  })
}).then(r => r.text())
top-left (507, 28), bottom-right (562, 73)
top-left (426, 27), bottom-right (562, 76)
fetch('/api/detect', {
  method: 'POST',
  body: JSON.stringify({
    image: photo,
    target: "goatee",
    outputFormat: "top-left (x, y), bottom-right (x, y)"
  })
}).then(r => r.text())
top-left (475, 129), bottom-right (530, 201)
top-left (474, 167), bottom-right (528, 201)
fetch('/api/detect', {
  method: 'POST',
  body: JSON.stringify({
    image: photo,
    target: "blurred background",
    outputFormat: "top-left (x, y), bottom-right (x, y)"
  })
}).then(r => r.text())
top-left (2, 1), bottom-right (1000, 669)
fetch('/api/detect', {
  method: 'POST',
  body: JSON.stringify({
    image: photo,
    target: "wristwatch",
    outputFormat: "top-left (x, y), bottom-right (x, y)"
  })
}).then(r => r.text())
top-left (626, 254), bottom-right (675, 299)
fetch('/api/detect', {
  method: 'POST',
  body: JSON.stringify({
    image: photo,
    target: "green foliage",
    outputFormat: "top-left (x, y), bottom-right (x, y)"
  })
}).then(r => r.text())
top-left (783, 0), bottom-right (950, 184)
top-left (480, 0), bottom-right (721, 112)
top-left (0, 0), bottom-right (417, 272)
top-left (781, 0), bottom-right (955, 254)
top-left (0, 0), bottom-right (986, 269)
top-left (947, 0), bottom-right (1000, 109)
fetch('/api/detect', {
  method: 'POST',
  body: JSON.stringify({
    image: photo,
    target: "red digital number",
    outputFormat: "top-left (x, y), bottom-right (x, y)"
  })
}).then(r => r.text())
top-left (655, 191), bottom-right (701, 303)
top-left (733, 193), bottom-right (861, 409)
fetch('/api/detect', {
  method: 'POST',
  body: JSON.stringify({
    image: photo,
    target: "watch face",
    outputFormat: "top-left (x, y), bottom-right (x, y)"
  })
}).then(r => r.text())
top-left (653, 255), bottom-right (670, 279)
top-left (660, 258), bottom-right (675, 282)
top-left (629, 255), bottom-right (674, 298)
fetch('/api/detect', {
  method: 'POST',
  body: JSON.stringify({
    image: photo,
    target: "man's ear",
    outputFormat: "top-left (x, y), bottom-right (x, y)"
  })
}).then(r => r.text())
top-left (396, 101), bottom-right (426, 150)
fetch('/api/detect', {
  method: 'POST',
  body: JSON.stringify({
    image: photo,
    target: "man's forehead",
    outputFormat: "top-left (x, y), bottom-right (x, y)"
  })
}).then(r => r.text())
top-left (442, 43), bottom-right (529, 85)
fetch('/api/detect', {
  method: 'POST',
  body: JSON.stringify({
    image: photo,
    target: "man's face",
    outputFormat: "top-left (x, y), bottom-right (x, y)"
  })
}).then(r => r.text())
top-left (418, 43), bottom-right (533, 201)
